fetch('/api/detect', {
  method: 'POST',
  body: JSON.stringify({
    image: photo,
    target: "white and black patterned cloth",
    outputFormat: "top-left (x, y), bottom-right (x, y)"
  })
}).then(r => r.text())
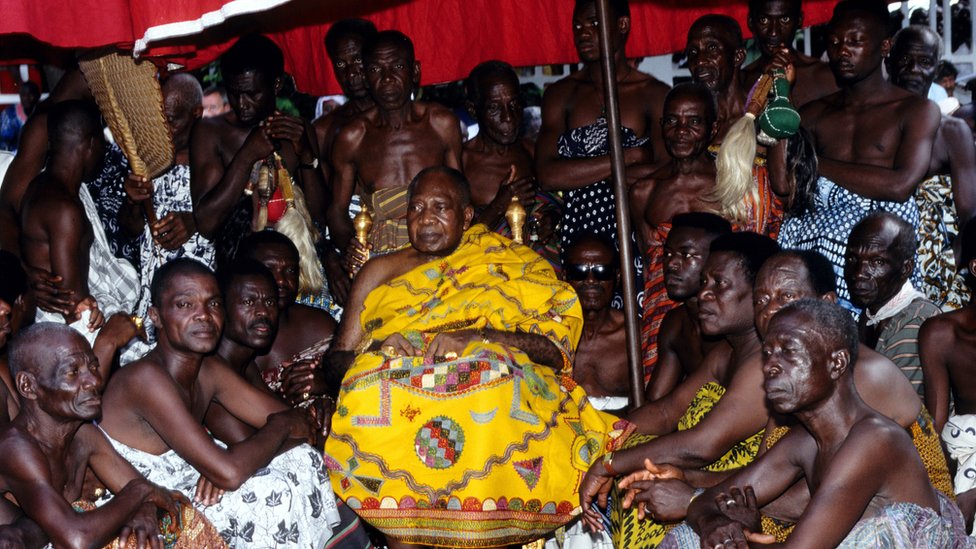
top-left (99, 428), bottom-right (340, 549)
top-left (86, 142), bottom-right (140, 267)
top-left (778, 177), bottom-right (921, 312)
top-left (136, 164), bottom-right (216, 340)
top-left (35, 184), bottom-right (149, 364)
top-left (557, 117), bottom-right (646, 308)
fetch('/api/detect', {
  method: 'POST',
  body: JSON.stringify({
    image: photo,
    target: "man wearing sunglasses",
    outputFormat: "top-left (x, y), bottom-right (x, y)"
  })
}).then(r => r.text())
top-left (564, 234), bottom-right (629, 415)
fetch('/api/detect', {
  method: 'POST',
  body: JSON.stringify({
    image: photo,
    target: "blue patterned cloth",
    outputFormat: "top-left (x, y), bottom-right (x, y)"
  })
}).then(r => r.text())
top-left (778, 177), bottom-right (921, 311)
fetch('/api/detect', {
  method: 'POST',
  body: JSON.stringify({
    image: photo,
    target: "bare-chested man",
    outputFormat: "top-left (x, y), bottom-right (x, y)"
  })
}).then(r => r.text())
top-left (629, 83), bottom-right (719, 382)
top-left (536, 0), bottom-right (669, 250)
top-left (887, 25), bottom-right (976, 311)
top-left (778, 0), bottom-right (941, 309)
top-left (655, 300), bottom-right (968, 548)
top-left (686, 15), bottom-right (747, 143)
top-left (329, 30), bottom-right (462, 271)
top-left (0, 323), bottom-right (222, 549)
top-left (924, 220), bottom-right (976, 531)
top-left (191, 34), bottom-right (327, 267)
top-left (615, 249), bottom-right (950, 540)
top-left (645, 213), bottom-right (731, 401)
top-left (97, 259), bottom-right (340, 547)
top-left (313, 18), bottom-right (378, 176)
top-left (741, 0), bottom-right (839, 108)
top-left (237, 231), bottom-right (336, 418)
top-left (564, 234), bottom-right (628, 413)
top-left (19, 100), bottom-right (145, 366)
top-left (0, 68), bottom-right (91, 255)
top-left (580, 232), bottom-right (780, 547)
top-left (462, 60), bottom-right (563, 269)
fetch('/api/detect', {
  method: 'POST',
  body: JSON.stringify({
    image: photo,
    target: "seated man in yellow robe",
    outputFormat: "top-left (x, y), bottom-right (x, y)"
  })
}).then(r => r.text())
top-left (324, 166), bottom-right (625, 549)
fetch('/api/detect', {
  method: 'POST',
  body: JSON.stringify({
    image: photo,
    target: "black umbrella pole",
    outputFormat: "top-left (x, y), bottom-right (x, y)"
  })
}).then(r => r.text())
top-left (596, 0), bottom-right (644, 408)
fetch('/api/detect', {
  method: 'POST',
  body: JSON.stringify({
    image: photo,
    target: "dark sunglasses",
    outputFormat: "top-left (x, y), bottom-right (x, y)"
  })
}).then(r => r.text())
top-left (565, 263), bottom-right (616, 281)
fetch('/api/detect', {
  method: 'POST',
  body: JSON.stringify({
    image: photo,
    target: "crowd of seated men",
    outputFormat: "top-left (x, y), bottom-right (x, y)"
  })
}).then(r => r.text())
top-left (0, 0), bottom-right (976, 547)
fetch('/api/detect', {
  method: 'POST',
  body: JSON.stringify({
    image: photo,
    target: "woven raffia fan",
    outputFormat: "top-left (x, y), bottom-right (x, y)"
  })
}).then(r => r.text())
top-left (79, 50), bottom-right (173, 224)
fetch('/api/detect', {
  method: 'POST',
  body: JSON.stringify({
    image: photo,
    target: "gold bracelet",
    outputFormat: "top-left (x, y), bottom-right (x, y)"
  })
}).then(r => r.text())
top-left (602, 452), bottom-right (617, 476)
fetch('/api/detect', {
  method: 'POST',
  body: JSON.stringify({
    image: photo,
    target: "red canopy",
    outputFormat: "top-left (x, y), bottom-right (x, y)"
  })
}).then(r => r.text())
top-left (0, 0), bottom-right (840, 95)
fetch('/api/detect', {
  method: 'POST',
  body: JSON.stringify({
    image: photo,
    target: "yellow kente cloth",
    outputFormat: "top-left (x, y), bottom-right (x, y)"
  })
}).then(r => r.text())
top-left (759, 408), bottom-right (953, 542)
top-left (367, 185), bottom-right (410, 254)
top-left (71, 500), bottom-right (227, 548)
top-left (325, 224), bottom-right (627, 548)
top-left (611, 382), bottom-right (764, 548)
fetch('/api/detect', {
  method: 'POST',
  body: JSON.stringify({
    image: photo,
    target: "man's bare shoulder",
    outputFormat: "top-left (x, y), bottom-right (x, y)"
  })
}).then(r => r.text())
top-left (630, 71), bottom-right (671, 97)
top-left (894, 89), bottom-right (940, 118)
top-left (422, 102), bottom-right (461, 132)
top-left (543, 74), bottom-right (586, 102)
top-left (333, 111), bottom-right (371, 144)
top-left (289, 303), bottom-right (338, 333)
top-left (941, 114), bottom-right (973, 142)
top-left (105, 356), bottom-right (173, 394)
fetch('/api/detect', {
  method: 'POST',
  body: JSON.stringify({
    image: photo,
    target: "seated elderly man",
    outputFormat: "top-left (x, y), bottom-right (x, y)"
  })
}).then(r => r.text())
top-left (98, 259), bottom-right (340, 548)
top-left (563, 233), bottom-right (629, 414)
top-left (845, 211), bottom-right (941, 398)
top-left (0, 323), bottom-right (225, 548)
top-left (324, 166), bottom-right (621, 549)
top-left (657, 300), bottom-right (969, 548)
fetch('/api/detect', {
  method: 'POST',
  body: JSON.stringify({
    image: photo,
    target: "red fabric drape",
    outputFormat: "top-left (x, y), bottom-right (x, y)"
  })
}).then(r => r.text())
top-left (0, 0), bottom-right (840, 95)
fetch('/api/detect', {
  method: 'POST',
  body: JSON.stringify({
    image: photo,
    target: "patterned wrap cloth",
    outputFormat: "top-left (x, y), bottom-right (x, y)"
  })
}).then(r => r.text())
top-left (136, 164), bottom-right (216, 346)
top-left (61, 500), bottom-right (227, 549)
top-left (915, 174), bottom-right (972, 311)
top-left (660, 492), bottom-right (972, 548)
top-left (366, 186), bottom-right (411, 255)
top-left (778, 176), bottom-right (921, 311)
top-left (759, 408), bottom-right (955, 542)
top-left (942, 414), bottom-right (976, 536)
top-left (556, 117), bottom-right (646, 310)
top-left (98, 429), bottom-right (340, 549)
top-left (611, 382), bottom-right (765, 548)
top-left (325, 224), bottom-right (627, 547)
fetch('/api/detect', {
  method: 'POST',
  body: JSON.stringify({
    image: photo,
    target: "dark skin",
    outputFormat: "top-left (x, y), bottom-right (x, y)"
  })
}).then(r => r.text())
top-left (565, 240), bottom-right (628, 399)
top-left (204, 274), bottom-right (282, 446)
top-left (18, 129), bottom-right (104, 326)
top-left (800, 12), bottom-right (940, 203)
top-left (120, 76), bottom-right (203, 249)
top-left (535, 1), bottom-right (669, 192)
top-left (685, 21), bottom-right (746, 143)
top-left (249, 241), bottom-right (337, 402)
top-left (334, 174), bottom-right (563, 373)
top-left (329, 40), bottom-right (463, 268)
top-left (919, 272), bottom-right (976, 529)
top-left (919, 262), bottom-right (976, 433)
top-left (580, 251), bottom-right (769, 533)
top-left (98, 271), bottom-right (312, 506)
top-left (0, 329), bottom-right (185, 549)
top-left (887, 28), bottom-right (976, 248)
top-left (313, 34), bottom-right (376, 303)
top-left (629, 91), bottom-right (719, 252)
top-left (332, 173), bottom-right (563, 549)
top-left (679, 309), bottom-right (939, 549)
top-left (190, 69), bottom-right (328, 240)
top-left (844, 216), bottom-right (915, 347)
top-left (0, 69), bottom-right (90, 256)
top-left (462, 75), bottom-right (537, 229)
top-left (741, 0), bottom-right (839, 108)
top-left (645, 226), bottom-right (725, 401)
top-left (616, 253), bottom-right (924, 525)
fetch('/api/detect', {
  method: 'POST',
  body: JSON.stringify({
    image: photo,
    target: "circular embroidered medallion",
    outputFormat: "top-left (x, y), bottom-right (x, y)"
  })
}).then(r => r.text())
top-left (415, 416), bottom-right (465, 469)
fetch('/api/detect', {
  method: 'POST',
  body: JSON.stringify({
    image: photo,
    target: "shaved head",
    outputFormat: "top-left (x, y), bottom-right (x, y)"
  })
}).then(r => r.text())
top-left (8, 323), bottom-right (86, 380)
top-left (163, 73), bottom-right (203, 109)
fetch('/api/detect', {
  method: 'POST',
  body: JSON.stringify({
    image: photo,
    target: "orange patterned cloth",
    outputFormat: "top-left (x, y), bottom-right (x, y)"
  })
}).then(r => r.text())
top-left (71, 500), bottom-right (227, 549)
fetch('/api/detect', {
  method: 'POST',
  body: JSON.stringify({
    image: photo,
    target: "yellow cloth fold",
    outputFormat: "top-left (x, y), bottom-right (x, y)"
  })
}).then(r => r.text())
top-left (326, 224), bottom-right (625, 547)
